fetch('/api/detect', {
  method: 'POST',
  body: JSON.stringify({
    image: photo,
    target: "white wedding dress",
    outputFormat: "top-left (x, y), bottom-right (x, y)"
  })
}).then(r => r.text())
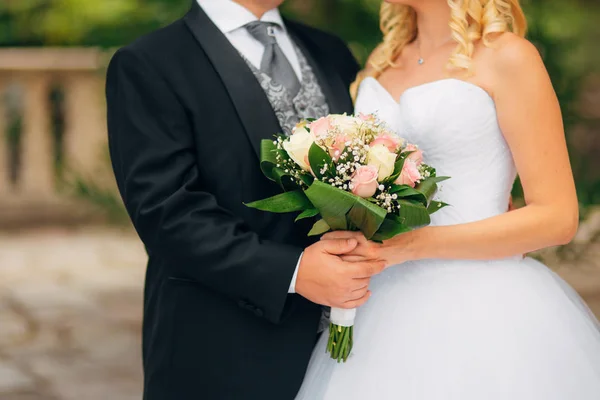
top-left (296, 77), bottom-right (600, 399)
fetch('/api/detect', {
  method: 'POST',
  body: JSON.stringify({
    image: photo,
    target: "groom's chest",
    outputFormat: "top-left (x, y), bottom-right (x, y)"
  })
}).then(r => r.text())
top-left (171, 34), bottom-right (339, 160)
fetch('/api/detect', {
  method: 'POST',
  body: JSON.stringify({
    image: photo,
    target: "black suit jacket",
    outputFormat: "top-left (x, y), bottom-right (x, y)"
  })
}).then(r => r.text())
top-left (106, 3), bottom-right (359, 399)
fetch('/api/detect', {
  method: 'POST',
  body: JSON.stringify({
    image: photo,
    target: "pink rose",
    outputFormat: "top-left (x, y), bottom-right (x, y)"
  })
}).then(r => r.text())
top-left (403, 144), bottom-right (423, 165)
top-left (350, 165), bottom-right (379, 198)
top-left (395, 159), bottom-right (422, 188)
top-left (329, 134), bottom-right (349, 161)
top-left (309, 116), bottom-right (332, 137)
top-left (371, 133), bottom-right (401, 153)
top-left (358, 112), bottom-right (377, 123)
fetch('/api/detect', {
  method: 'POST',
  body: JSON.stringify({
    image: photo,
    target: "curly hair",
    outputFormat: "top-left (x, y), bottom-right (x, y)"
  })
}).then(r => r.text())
top-left (350, 0), bottom-right (528, 100)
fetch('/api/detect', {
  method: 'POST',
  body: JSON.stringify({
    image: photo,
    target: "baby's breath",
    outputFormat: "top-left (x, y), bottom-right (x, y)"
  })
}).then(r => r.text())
top-left (372, 184), bottom-right (400, 213)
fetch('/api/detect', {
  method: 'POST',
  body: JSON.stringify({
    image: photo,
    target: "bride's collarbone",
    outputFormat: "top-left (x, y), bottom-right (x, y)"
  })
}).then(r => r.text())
top-left (376, 68), bottom-right (494, 102)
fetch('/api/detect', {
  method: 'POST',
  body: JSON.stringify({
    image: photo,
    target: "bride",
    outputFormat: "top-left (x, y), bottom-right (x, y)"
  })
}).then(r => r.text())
top-left (296, 0), bottom-right (600, 399)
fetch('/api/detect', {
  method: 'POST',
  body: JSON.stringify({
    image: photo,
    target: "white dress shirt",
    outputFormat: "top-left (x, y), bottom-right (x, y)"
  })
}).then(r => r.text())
top-left (197, 0), bottom-right (302, 293)
top-left (197, 0), bottom-right (302, 80)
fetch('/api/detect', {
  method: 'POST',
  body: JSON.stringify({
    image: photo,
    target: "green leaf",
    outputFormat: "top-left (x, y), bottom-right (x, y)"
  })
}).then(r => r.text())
top-left (275, 148), bottom-right (291, 162)
top-left (415, 176), bottom-right (450, 202)
top-left (308, 142), bottom-right (333, 180)
top-left (385, 154), bottom-right (406, 184)
top-left (267, 167), bottom-right (298, 191)
top-left (308, 219), bottom-right (331, 236)
top-left (259, 139), bottom-right (299, 191)
top-left (299, 173), bottom-right (315, 187)
top-left (389, 184), bottom-right (428, 206)
top-left (371, 215), bottom-right (412, 242)
top-left (245, 190), bottom-right (313, 213)
top-left (304, 181), bottom-right (393, 237)
top-left (304, 181), bottom-right (356, 230)
top-left (346, 198), bottom-right (387, 239)
top-left (428, 201), bottom-right (450, 215)
top-left (396, 199), bottom-right (431, 227)
top-left (389, 184), bottom-right (410, 195)
top-left (259, 139), bottom-right (279, 180)
top-left (295, 208), bottom-right (319, 222)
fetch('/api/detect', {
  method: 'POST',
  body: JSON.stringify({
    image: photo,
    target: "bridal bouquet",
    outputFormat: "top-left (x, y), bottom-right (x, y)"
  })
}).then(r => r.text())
top-left (246, 113), bottom-right (448, 362)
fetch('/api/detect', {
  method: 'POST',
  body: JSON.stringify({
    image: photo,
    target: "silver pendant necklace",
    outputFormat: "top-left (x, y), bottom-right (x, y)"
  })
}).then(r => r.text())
top-left (416, 38), bottom-right (426, 66)
top-left (416, 36), bottom-right (453, 66)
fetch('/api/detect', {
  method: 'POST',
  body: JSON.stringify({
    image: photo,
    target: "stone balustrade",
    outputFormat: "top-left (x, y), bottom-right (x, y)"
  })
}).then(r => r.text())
top-left (0, 48), bottom-right (113, 226)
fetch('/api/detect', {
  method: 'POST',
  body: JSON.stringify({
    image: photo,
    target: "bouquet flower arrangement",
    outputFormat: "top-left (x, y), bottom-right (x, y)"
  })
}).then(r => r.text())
top-left (246, 113), bottom-right (448, 362)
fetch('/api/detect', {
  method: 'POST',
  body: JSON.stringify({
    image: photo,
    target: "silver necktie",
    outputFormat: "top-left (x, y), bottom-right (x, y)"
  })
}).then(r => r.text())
top-left (245, 21), bottom-right (301, 98)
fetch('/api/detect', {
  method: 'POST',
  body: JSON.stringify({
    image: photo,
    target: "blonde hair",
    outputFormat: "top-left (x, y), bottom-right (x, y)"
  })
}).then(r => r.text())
top-left (350, 0), bottom-right (527, 100)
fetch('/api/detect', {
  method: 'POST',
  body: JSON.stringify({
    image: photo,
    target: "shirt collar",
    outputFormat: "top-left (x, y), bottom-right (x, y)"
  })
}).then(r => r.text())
top-left (197, 0), bottom-right (286, 34)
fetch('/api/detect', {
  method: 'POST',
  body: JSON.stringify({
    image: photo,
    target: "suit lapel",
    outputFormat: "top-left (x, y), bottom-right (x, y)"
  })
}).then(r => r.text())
top-left (183, 3), bottom-right (282, 159)
top-left (286, 21), bottom-right (353, 115)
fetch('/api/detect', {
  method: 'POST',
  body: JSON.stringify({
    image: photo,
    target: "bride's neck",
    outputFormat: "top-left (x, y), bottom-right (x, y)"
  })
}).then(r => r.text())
top-left (414, 4), bottom-right (453, 51)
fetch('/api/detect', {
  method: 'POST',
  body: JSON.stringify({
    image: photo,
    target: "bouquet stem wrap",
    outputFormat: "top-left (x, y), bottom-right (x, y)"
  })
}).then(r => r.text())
top-left (330, 307), bottom-right (357, 327)
top-left (327, 308), bottom-right (357, 362)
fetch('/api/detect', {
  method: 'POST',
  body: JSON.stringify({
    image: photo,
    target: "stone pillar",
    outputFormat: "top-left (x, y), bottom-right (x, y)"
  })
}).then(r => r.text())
top-left (64, 72), bottom-right (108, 180)
top-left (0, 77), bottom-right (9, 196)
top-left (19, 74), bottom-right (54, 197)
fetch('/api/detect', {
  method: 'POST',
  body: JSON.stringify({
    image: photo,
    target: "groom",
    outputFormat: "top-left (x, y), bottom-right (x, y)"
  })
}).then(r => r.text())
top-left (106, 0), bottom-right (383, 399)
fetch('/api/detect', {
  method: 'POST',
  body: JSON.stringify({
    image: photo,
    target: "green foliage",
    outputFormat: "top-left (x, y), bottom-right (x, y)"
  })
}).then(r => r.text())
top-left (0, 0), bottom-right (190, 47)
top-left (70, 174), bottom-right (130, 224)
top-left (295, 208), bottom-right (319, 222)
top-left (245, 190), bottom-right (312, 213)
top-left (512, 1), bottom-right (599, 205)
top-left (249, 136), bottom-right (446, 240)
top-left (65, 146), bottom-right (130, 225)
top-left (308, 142), bottom-right (333, 180)
top-left (308, 219), bottom-right (330, 236)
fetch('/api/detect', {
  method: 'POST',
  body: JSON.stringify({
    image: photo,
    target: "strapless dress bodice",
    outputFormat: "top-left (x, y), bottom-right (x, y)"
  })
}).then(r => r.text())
top-left (355, 77), bottom-right (516, 226)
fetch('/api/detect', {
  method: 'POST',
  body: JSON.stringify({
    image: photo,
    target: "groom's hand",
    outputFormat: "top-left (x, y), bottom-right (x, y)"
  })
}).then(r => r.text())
top-left (295, 239), bottom-right (384, 309)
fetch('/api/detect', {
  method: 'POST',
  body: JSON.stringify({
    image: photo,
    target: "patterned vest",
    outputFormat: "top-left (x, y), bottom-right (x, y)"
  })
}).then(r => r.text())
top-left (242, 45), bottom-right (330, 136)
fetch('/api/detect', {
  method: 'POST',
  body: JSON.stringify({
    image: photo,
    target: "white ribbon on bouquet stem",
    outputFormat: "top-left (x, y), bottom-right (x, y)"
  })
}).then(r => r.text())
top-left (330, 307), bottom-right (356, 327)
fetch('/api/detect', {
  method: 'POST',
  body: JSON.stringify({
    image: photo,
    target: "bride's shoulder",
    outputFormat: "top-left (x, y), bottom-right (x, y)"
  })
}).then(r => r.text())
top-left (491, 33), bottom-right (541, 63)
top-left (483, 33), bottom-right (544, 73)
top-left (478, 33), bottom-right (547, 87)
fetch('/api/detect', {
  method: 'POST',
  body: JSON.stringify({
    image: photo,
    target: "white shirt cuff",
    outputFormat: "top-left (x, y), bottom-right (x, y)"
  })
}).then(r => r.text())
top-left (288, 252), bottom-right (302, 293)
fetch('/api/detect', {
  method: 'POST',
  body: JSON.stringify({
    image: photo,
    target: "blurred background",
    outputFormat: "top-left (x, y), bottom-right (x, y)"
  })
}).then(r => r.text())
top-left (0, 0), bottom-right (598, 399)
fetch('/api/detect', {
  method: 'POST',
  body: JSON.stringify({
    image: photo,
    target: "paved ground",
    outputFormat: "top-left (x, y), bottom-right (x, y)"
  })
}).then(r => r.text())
top-left (0, 228), bottom-right (146, 400)
top-left (0, 226), bottom-right (599, 400)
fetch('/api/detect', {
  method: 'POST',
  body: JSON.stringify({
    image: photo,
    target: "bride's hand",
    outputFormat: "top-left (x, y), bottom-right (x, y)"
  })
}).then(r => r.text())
top-left (321, 232), bottom-right (380, 263)
top-left (321, 231), bottom-right (416, 267)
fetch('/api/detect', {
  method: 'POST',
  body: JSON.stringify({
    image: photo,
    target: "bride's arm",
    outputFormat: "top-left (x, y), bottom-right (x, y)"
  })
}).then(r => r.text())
top-left (329, 35), bottom-right (579, 265)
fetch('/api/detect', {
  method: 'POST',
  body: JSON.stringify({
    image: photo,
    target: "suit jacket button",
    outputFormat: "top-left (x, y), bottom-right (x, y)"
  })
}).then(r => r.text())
top-left (254, 308), bottom-right (264, 317)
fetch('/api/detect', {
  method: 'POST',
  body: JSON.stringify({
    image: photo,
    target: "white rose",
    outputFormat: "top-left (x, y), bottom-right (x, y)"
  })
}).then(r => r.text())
top-left (283, 128), bottom-right (314, 171)
top-left (367, 144), bottom-right (397, 181)
top-left (331, 114), bottom-right (361, 133)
